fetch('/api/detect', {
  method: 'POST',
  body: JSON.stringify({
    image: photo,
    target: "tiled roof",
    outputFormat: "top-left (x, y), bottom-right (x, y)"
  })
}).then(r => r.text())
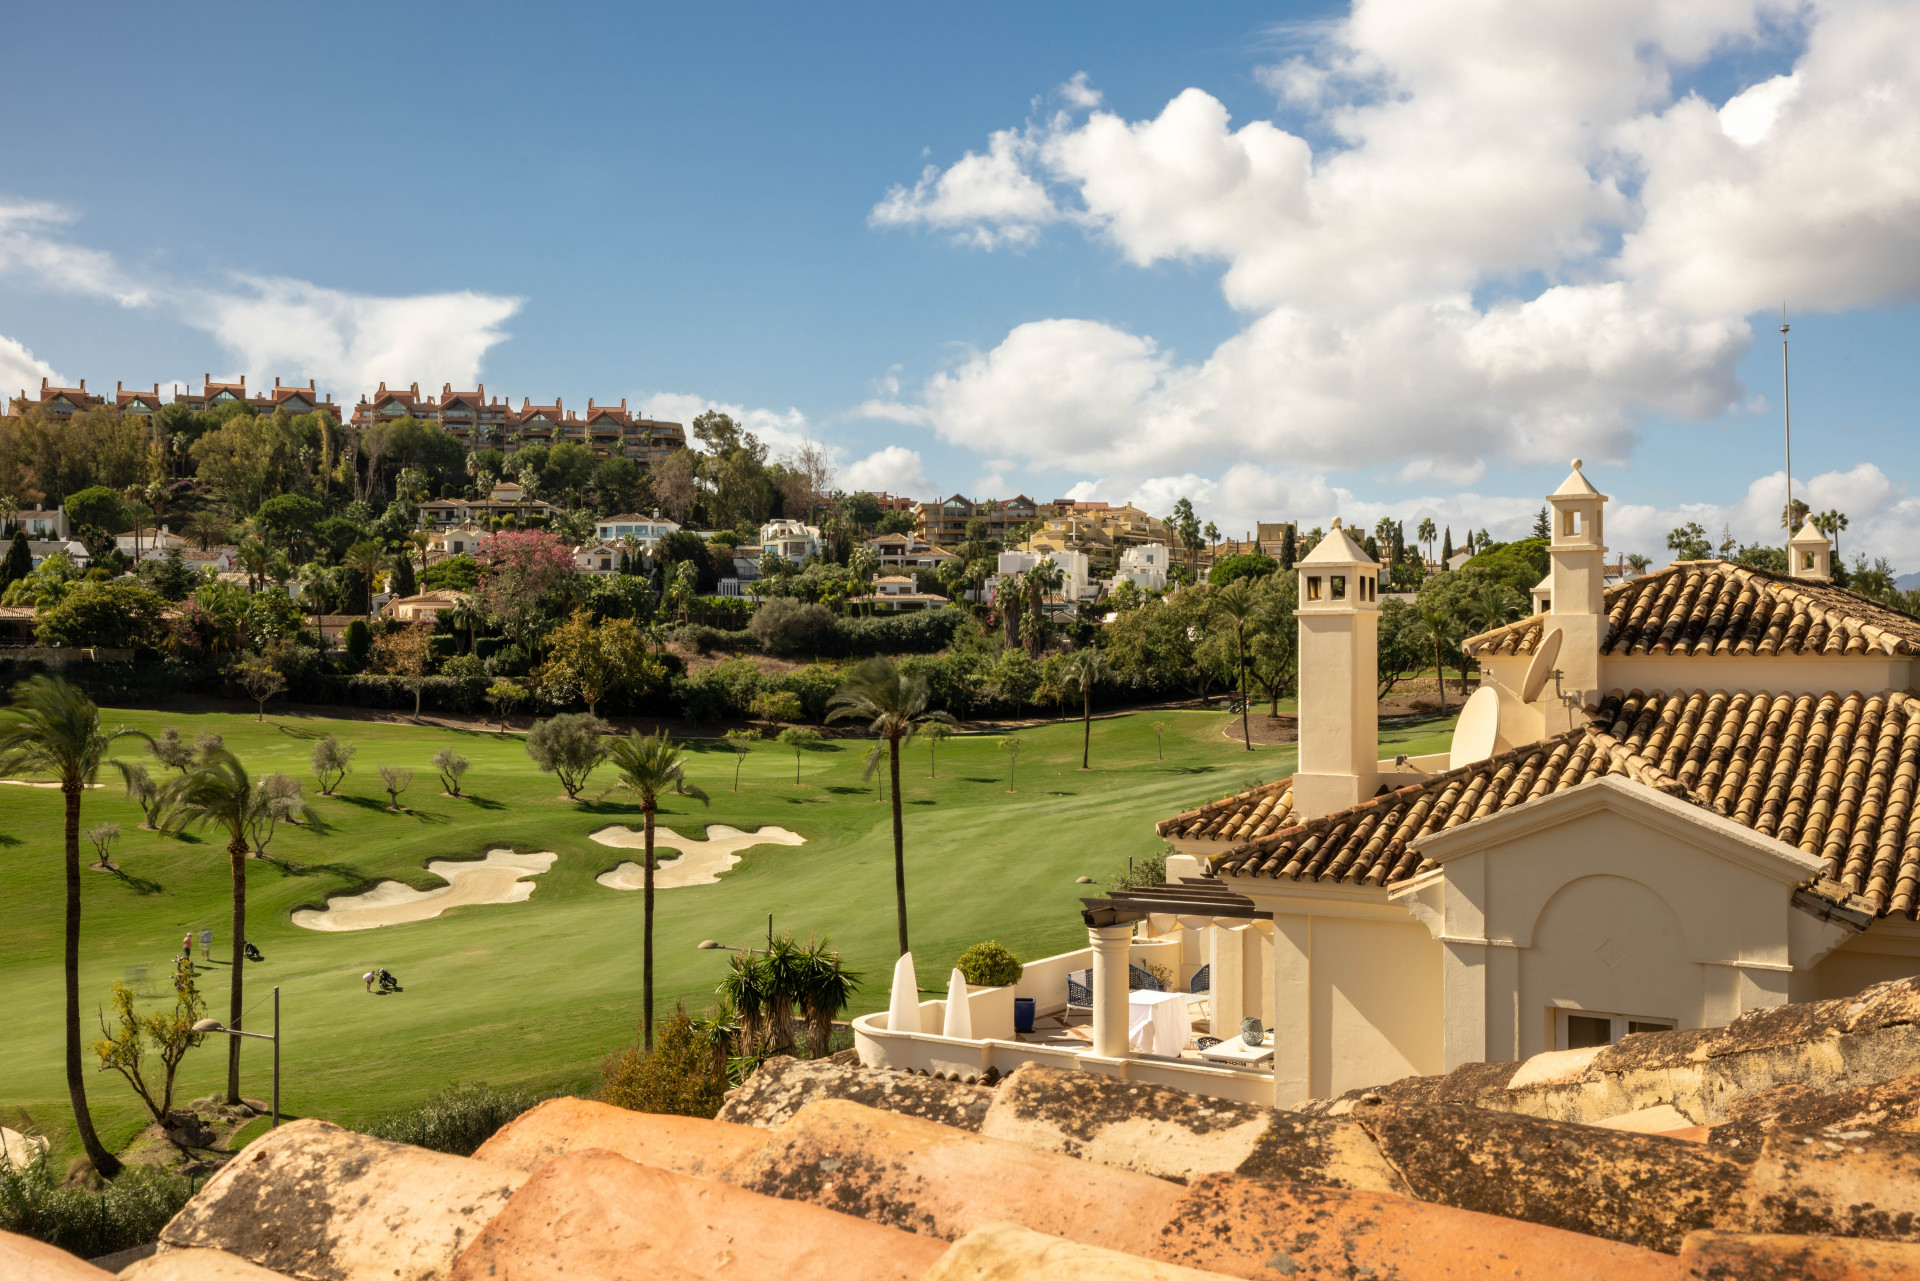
top-left (1209, 729), bottom-right (1661, 889)
top-left (1464, 561), bottom-right (1920, 659)
top-left (1157, 779), bottom-right (1295, 843)
top-left (1208, 686), bottom-right (1920, 919)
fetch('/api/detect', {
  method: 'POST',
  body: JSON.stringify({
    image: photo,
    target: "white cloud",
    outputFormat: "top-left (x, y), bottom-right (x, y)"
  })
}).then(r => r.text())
top-left (0, 332), bottom-right (60, 399)
top-left (869, 128), bottom-right (1063, 248)
top-left (638, 392), bottom-right (814, 453)
top-left (184, 276), bottom-right (521, 393)
top-left (0, 198), bottom-right (521, 395)
top-left (0, 201), bottom-right (148, 306)
top-left (1056, 72), bottom-right (1103, 110)
top-left (842, 445), bottom-right (930, 498)
top-left (865, 0), bottom-right (1920, 519)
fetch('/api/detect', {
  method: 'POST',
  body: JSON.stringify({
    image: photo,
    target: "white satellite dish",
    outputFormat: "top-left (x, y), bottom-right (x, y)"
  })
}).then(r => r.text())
top-left (1520, 628), bottom-right (1564, 703)
top-left (1450, 686), bottom-right (1501, 768)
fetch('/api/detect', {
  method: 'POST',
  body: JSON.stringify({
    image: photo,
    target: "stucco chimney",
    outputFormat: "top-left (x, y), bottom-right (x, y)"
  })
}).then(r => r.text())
top-left (1292, 519), bottom-right (1380, 820)
top-left (1789, 520), bottom-right (1832, 581)
top-left (1545, 459), bottom-right (1608, 708)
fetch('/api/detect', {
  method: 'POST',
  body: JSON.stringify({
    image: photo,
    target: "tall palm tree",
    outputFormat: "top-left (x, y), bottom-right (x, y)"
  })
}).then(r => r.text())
top-left (0, 676), bottom-right (136, 1176)
top-left (343, 540), bottom-right (386, 619)
top-left (1417, 518), bottom-right (1437, 568)
top-left (156, 748), bottom-right (319, 1103)
top-left (1061, 648), bottom-right (1111, 770)
top-left (1209, 581), bottom-right (1259, 752)
top-left (1408, 603), bottom-right (1461, 712)
top-left (606, 731), bottom-right (710, 1051)
top-left (826, 658), bottom-right (955, 955)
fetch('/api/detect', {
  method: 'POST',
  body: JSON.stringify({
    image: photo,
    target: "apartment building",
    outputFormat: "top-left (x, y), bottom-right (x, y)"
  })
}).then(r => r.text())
top-left (10, 379), bottom-right (103, 416)
top-left (351, 383), bottom-right (686, 464)
top-left (914, 494), bottom-right (1042, 546)
top-left (1021, 503), bottom-right (1175, 572)
top-left (173, 376), bottom-right (342, 421)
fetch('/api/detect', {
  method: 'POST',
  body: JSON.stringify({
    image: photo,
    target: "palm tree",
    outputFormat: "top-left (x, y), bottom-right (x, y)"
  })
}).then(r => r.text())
top-left (1209, 581), bottom-right (1259, 752)
top-left (0, 675), bottom-right (137, 1176)
top-left (1060, 648), bottom-right (1111, 770)
top-left (1407, 603), bottom-right (1462, 711)
top-left (1417, 518), bottom-right (1437, 568)
top-left (156, 748), bottom-right (318, 1103)
top-left (343, 539), bottom-right (386, 619)
top-left (606, 731), bottom-right (710, 1051)
top-left (826, 658), bottom-right (955, 955)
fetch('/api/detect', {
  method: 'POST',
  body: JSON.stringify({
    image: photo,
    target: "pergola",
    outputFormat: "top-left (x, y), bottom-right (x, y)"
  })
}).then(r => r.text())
top-left (1076, 878), bottom-right (1271, 1060)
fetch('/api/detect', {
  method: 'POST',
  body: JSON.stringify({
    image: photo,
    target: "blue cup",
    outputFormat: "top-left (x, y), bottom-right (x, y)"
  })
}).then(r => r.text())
top-left (1014, 997), bottom-right (1035, 1034)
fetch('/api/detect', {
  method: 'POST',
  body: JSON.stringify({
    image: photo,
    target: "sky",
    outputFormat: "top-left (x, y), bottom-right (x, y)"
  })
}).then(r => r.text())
top-left (3, 0), bottom-right (1918, 567)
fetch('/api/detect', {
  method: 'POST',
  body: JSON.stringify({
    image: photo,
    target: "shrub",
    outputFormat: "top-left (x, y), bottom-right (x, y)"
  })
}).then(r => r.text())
top-left (673, 659), bottom-right (764, 722)
top-left (0, 1145), bottom-right (193, 1258)
top-left (1208, 551), bottom-right (1279, 586)
top-left (955, 940), bottom-right (1024, 987)
top-left (671, 624), bottom-right (755, 654)
top-left (343, 619), bottom-right (371, 667)
top-left (360, 1082), bottom-right (550, 1156)
top-left (834, 607), bottom-right (966, 656)
top-left (600, 1004), bottom-right (728, 1119)
top-left (33, 581), bottom-right (170, 651)
top-left (749, 597), bottom-right (836, 656)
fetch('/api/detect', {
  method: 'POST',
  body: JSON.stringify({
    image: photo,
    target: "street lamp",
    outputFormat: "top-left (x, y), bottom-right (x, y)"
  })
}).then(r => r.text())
top-left (194, 985), bottom-right (280, 1129)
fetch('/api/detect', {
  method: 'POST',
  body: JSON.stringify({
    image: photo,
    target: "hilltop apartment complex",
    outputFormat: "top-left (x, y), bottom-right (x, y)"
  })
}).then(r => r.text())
top-left (350, 383), bottom-right (686, 464)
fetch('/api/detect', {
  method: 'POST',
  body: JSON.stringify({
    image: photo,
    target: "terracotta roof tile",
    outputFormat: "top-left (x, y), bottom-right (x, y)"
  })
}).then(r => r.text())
top-left (1155, 779), bottom-right (1296, 843)
top-left (1206, 687), bottom-right (1920, 919)
top-left (1463, 561), bottom-right (1920, 659)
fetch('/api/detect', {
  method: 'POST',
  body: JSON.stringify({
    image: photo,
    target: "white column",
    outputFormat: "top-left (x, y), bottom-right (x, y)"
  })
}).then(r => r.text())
top-left (1211, 924), bottom-right (1247, 1034)
top-left (1089, 924), bottom-right (1134, 1059)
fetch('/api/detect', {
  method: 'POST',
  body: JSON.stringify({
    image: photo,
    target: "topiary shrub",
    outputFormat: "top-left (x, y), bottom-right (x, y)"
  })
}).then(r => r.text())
top-left (955, 940), bottom-right (1024, 987)
top-left (343, 618), bottom-right (371, 667)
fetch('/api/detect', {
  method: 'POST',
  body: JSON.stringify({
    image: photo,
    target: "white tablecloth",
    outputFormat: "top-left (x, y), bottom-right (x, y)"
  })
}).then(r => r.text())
top-left (1128, 990), bottom-right (1192, 1055)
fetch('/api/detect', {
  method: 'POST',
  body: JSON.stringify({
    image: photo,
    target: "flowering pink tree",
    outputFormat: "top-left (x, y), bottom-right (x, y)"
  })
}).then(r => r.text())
top-left (478, 530), bottom-right (577, 644)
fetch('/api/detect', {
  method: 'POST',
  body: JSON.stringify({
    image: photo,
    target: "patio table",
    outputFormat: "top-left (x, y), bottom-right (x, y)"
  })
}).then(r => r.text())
top-left (1127, 990), bottom-right (1192, 1055)
top-left (1197, 1033), bottom-right (1275, 1066)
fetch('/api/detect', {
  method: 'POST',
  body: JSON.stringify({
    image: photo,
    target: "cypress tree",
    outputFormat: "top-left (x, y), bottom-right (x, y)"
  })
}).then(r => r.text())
top-left (1277, 522), bottom-right (1295, 571)
top-left (1, 530), bottom-right (30, 590)
top-left (1441, 527), bottom-right (1453, 563)
top-left (390, 551), bottom-right (417, 599)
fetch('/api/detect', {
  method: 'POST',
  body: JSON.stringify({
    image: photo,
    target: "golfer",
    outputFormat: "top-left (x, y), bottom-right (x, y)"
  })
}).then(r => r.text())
top-left (363, 971), bottom-right (376, 993)
top-left (199, 929), bottom-right (212, 960)
top-left (182, 933), bottom-right (193, 960)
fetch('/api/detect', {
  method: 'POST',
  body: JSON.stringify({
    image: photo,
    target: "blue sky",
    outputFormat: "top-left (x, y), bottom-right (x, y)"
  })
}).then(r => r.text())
top-left (3, 1), bottom-right (1918, 565)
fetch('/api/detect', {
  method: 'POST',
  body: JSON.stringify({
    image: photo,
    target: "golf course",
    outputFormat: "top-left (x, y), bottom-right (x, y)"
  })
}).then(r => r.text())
top-left (1, 702), bottom-right (1456, 1162)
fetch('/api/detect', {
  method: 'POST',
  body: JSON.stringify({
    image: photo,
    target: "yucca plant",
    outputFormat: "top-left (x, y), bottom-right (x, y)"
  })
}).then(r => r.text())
top-left (798, 937), bottom-right (861, 1059)
top-left (718, 951), bottom-right (770, 1057)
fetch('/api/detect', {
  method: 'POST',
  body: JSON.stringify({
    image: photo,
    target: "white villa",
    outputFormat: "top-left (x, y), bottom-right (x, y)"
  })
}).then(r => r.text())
top-left (760, 519), bottom-right (823, 564)
top-left (866, 532), bottom-right (957, 572)
top-left (857, 461), bottom-right (1920, 1108)
top-left (594, 513), bottom-right (681, 547)
top-left (429, 524), bottom-right (488, 558)
top-left (1117, 542), bottom-right (1171, 592)
top-left (995, 548), bottom-right (1092, 603)
top-left (7, 506), bottom-right (68, 539)
top-left (855, 575), bottom-right (948, 613)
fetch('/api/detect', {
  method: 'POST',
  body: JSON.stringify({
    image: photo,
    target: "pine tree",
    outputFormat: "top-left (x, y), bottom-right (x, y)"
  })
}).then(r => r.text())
top-left (1, 530), bottom-right (29, 591)
top-left (1532, 506), bottom-right (1551, 540)
top-left (1441, 527), bottom-right (1453, 563)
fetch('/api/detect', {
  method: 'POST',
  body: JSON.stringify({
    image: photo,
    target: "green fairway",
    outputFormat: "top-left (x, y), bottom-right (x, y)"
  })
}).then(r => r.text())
top-left (0, 702), bottom-right (1454, 1160)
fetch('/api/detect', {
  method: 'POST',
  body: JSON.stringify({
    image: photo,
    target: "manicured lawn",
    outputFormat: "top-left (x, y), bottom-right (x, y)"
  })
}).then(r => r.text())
top-left (0, 702), bottom-right (1455, 1160)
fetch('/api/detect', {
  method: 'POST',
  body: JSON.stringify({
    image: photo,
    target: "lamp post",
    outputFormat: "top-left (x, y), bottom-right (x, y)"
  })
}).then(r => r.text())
top-left (194, 985), bottom-right (279, 1129)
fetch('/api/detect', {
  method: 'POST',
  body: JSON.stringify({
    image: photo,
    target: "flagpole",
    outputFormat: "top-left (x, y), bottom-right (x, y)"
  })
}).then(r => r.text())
top-left (1781, 308), bottom-right (1792, 561)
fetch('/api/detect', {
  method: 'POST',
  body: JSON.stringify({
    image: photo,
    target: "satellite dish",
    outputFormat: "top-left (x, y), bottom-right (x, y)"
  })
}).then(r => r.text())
top-left (1450, 687), bottom-right (1501, 768)
top-left (1520, 628), bottom-right (1565, 703)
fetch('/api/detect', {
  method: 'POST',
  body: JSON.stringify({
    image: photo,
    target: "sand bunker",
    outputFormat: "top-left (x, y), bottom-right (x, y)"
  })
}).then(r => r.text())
top-left (592, 824), bottom-right (805, 891)
top-left (291, 849), bottom-right (557, 932)
top-left (0, 779), bottom-right (101, 788)
top-left (3, 1125), bottom-right (48, 1168)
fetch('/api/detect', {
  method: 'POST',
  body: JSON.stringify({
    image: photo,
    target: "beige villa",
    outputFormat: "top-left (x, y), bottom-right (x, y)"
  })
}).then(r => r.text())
top-left (856, 461), bottom-right (1920, 1108)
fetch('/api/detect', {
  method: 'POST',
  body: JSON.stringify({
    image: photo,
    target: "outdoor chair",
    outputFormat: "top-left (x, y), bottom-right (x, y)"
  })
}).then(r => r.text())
top-left (1066, 968), bottom-right (1093, 1010)
top-left (1128, 964), bottom-right (1164, 991)
top-left (1195, 1036), bottom-right (1222, 1050)
top-left (1189, 963), bottom-right (1210, 992)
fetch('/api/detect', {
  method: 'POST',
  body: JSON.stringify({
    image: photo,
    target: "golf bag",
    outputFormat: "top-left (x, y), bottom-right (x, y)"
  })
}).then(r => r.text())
top-left (377, 968), bottom-right (402, 993)
top-left (243, 941), bottom-right (265, 962)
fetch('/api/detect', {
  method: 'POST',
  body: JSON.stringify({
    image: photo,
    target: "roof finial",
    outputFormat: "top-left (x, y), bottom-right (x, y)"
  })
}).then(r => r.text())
top-left (1570, 458), bottom-right (1583, 471)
